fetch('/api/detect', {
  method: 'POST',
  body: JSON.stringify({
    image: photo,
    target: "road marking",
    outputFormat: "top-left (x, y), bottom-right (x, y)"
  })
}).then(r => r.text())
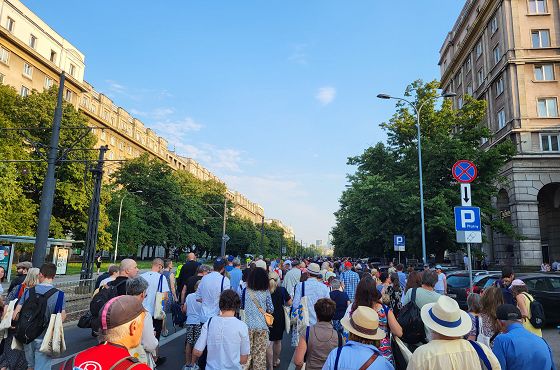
top-left (52, 327), bottom-right (186, 366)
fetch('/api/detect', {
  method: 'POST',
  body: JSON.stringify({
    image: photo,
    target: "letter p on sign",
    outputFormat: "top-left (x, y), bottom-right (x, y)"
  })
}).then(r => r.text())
top-left (454, 207), bottom-right (481, 232)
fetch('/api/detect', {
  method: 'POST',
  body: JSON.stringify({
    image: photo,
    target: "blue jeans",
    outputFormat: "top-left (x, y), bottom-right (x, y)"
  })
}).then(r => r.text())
top-left (24, 338), bottom-right (52, 369)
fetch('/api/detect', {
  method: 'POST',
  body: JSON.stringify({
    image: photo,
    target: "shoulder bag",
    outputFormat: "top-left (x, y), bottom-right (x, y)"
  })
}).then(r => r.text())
top-left (248, 290), bottom-right (274, 327)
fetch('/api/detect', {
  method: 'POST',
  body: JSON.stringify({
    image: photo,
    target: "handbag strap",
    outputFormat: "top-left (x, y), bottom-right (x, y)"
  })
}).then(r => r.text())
top-left (54, 291), bottom-right (64, 314)
top-left (359, 353), bottom-right (379, 370)
top-left (468, 340), bottom-right (491, 370)
top-left (303, 326), bottom-right (311, 362)
top-left (302, 281), bottom-right (305, 297)
top-left (248, 290), bottom-right (267, 316)
top-left (221, 275), bottom-right (225, 292)
top-left (241, 288), bottom-right (246, 309)
top-left (157, 274), bottom-right (163, 293)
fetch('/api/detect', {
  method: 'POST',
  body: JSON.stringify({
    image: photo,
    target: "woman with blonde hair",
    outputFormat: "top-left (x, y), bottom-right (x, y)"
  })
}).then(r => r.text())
top-left (267, 271), bottom-right (291, 369)
top-left (478, 286), bottom-right (504, 346)
top-left (510, 279), bottom-right (542, 337)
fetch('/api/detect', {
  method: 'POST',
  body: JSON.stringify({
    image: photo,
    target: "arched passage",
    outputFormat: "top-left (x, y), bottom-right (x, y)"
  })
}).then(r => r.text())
top-left (538, 183), bottom-right (560, 263)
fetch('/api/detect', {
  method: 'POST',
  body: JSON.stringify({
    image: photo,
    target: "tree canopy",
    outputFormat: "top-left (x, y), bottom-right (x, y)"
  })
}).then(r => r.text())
top-left (332, 80), bottom-right (516, 260)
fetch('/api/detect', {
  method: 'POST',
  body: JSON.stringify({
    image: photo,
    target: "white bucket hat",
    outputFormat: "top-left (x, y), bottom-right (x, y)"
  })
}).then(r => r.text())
top-left (420, 295), bottom-right (472, 337)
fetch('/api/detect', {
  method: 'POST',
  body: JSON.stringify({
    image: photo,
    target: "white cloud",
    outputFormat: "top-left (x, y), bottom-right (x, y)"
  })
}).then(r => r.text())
top-left (316, 86), bottom-right (336, 105)
top-left (172, 142), bottom-right (244, 173)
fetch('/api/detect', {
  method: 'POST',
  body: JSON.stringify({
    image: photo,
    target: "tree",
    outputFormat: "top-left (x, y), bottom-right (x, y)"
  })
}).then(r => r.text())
top-left (332, 80), bottom-right (516, 260)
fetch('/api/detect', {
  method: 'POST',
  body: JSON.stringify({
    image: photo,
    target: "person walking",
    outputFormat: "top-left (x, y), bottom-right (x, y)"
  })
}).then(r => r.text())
top-left (340, 261), bottom-right (360, 302)
top-left (7, 261), bottom-right (32, 295)
top-left (283, 260), bottom-right (302, 297)
top-left (509, 279), bottom-right (542, 337)
top-left (183, 280), bottom-right (203, 370)
top-left (478, 286), bottom-right (504, 347)
top-left (384, 272), bottom-right (403, 316)
top-left (433, 265), bottom-right (447, 295)
top-left (492, 304), bottom-right (555, 370)
top-left (178, 253), bottom-right (201, 295)
top-left (293, 298), bottom-right (341, 370)
top-left (193, 290), bottom-right (250, 370)
top-left (407, 295), bottom-right (500, 370)
top-left (267, 271), bottom-right (292, 369)
top-left (322, 306), bottom-right (393, 370)
top-left (197, 258), bottom-right (231, 323)
top-left (465, 293), bottom-right (482, 341)
top-left (96, 252), bottom-right (103, 275)
top-left (328, 279), bottom-right (349, 335)
top-left (242, 266), bottom-right (274, 370)
top-left (140, 258), bottom-right (170, 340)
top-left (229, 258), bottom-right (243, 294)
top-left (181, 265), bottom-right (209, 303)
top-left (402, 270), bottom-right (441, 341)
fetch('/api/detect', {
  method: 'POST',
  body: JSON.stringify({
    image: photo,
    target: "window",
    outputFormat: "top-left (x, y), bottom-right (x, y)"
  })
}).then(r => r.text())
top-left (90, 104), bottom-right (96, 113)
top-left (497, 109), bottom-right (506, 129)
top-left (490, 16), bottom-right (498, 34)
top-left (467, 84), bottom-right (473, 96)
top-left (64, 89), bottom-right (73, 102)
top-left (44, 76), bottom-right (54, 89)
top-left (49, 50), bottom-right (57, 63)
top-left (493, 45), bottom-right (501, 64)
top-left (127, 146), bottom-right (132, 154)
top-left (118, 141), bottom-right (124, 150)
top-left (458, 96), bottom-right (464, 109)
top-left (69, 64), bottom-right (76, 77)
top-left (110, 136), bottom-right (116, 146)
top-left (0, 73), bottom-right (4, 84)
top-left (100, 131), bottom-right (106, 141)
top-left (537, 97), bottom-right (558, 117)
top-left (6, 17), bottom-right (14, 33)
top-left (465, 57), bottom-right (472, 72)
top-left (102, 110), bottom-right (109, 120)
top-left (456, 70), bottom-right (463, 86)
top-left (20, 86), bottom-right (29, 97)
top-left (534, 64), bottom-right (554, 81)
top-left (0, 47), bottom-right (8, 64)
top-left (22, 62), bottom-right (33, 78)
top-left (529, 0), bottom-right (547, 14)
top-left (475, 40), bottom-right (483, 58)
top-left (496, 76), bottom-right (504, 95)
top-left (541, 134), bottom-right (560, 151)
top-left (532, 30), bottom-right (551, 48)
top-left (477, 68), bottom-right (484, 86)
top-left (29, 35), bottom-right (37, 49)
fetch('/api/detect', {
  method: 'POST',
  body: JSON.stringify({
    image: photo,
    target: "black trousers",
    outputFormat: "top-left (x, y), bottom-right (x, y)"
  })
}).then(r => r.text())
top-left (152, 318), bottom-right (163, 340)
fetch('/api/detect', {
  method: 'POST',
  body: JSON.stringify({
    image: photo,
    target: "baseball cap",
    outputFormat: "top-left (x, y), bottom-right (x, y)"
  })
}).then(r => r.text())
top-left (510, 279), bottom-right (525, 286)
top-left (344, 261), bottom-right (352, 268)
top-left (227, 255), bottom-right (234, 262)
top-left (435, 265), bottom-right (442, 269)
top-left (255, 260), bottom-right (267, 270)
top-left (213, 258), bottom-right (226, 270)
top-left (100, 295), bottom-right (145, 331)
top-left (496, 304), bottom-right (522, 321)
top-left (284, 260), bottom-right (292, 266)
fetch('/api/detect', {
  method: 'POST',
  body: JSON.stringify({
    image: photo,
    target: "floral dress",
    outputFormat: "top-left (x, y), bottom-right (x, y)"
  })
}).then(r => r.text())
top-left (375, 304), bottom-right (394, 365)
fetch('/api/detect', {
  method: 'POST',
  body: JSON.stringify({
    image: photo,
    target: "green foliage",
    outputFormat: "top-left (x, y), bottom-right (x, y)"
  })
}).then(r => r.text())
top-left (0, 84), bottom-right (110, 250)
top-left (332, 80), bottom-right (516, 260)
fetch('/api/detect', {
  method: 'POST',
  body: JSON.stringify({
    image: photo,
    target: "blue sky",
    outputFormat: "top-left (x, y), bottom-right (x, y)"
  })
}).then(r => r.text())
top-left (25, 1), bottom-right (465, 246)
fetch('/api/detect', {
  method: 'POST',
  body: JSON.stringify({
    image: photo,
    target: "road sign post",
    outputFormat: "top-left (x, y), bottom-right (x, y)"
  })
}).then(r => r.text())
top-left (452, 160), bottom-right (479, 293)
top-left (393, 235), bottom-right (405, 264)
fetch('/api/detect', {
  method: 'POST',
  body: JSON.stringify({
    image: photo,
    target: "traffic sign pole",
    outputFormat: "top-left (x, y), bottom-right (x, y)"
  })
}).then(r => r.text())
top-left (467, 243), bottom-right (473, 293)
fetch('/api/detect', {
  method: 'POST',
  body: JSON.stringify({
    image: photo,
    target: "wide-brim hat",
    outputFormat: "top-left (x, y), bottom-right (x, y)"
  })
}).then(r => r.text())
top-left (341, 306), bottom-right (386, 340)
top-left (255, 260), bottom-right (267, 270)
top-left (307, 263), bottom-right (322, 276)
top-left (420, 295), bottom-right (472, 337)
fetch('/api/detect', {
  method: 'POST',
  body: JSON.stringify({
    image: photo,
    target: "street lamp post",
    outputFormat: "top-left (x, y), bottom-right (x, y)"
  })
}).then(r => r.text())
top-left (377, 91), bottom-right (456, 264)
top-left (114, 190), bottom-right (142, 263)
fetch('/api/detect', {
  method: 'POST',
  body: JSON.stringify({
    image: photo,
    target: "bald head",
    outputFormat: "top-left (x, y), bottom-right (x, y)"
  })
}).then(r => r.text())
top-left (151, 258), bottom-right (164, 272)
top-left (187, 253), bottom-right (196, 261)
top-left (119, 258), bottom-right (139, 278)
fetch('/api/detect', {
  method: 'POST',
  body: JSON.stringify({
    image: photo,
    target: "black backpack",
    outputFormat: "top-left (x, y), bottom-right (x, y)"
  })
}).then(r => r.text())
top-left (90, 279), bottom-right (127, 333)
top-left (14, 287), bottom-right (58, 344)
top-left (397, 288), bottom-right (426, 344)
top-left (523, 292), bottom-right (545, 328)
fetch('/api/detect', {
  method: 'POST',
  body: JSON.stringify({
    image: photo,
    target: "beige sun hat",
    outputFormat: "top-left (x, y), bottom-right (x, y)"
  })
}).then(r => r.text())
top-left (420, 295), bottom-right (472, 337)
top-left (341, 306), bottom-right (386, 340)
top-left (255, 259), bottom-right (267, 270)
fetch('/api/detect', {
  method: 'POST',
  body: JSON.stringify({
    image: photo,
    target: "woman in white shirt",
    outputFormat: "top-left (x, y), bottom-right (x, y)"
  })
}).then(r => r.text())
top-left (184, 280), bottom-right (203, 368)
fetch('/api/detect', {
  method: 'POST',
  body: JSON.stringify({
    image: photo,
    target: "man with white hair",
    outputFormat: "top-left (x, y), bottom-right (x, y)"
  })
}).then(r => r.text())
top-left (283, 259), bottom-right (302, 297)
top-left (141, 258), bottom-right (169, 340)
top-left (62, 295), bottom-right (151, 369)
top-left (407, 295), bottom-right (500, 370)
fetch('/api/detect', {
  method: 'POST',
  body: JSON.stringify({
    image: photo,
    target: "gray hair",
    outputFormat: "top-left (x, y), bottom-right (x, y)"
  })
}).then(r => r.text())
top-left (467, 293), bottom-right (482, 314)
top-left (422, 270), bottom-right (438, 287)
top-left (126, 276), bottom-right (149, 296)
top-left (197, 265), bottom-right (210, 273)
top-left (233, 258), bottom-right (241, 267)
top-left (330, 279), bottom-right (342, 290)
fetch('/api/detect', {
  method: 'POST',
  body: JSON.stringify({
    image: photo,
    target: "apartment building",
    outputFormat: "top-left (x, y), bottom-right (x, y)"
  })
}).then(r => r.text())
top-left (265, 219), bottom-right (295, 240)
top-left (0, 0), bottom-right (266, 225)
top-left (440, 0), bottom-right (560, 266)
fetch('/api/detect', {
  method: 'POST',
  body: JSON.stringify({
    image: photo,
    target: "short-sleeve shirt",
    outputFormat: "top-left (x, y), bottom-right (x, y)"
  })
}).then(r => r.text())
top-left (196, 272), bottom-right (231, 323)
top-left (185, 292), bottom-right (203, 325)
top-left (194, 316), bottom-right (250, 370)
top-left (140, 271), bottom-right (170, 316)
top-left (329, 290), bottom-right (349, 321)
top-left (67, 342), bottom-right (150, 370)
top-left (434, 273), bottom-right (446, 292)
top-left (185, 275), bottom-right (203, 297)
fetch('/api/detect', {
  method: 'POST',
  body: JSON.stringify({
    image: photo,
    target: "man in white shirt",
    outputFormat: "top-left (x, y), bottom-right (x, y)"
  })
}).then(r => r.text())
top-left (282, 260), bottom-right (302, 297)
top-left (196, 258), bottom-right (231, 324)
top-left (140, 258), bottom-right (169, 340)
top-left (434, 265), bottom-right (447, 295)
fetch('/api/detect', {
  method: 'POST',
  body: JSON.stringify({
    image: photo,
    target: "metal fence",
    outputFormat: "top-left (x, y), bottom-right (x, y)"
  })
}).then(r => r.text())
top-left (53, 278), bottom-right (95, 322)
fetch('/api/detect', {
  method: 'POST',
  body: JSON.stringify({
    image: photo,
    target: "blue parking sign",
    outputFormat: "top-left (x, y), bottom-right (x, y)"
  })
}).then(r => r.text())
top-left (454, 207), bottom-right (481, 231)
top-left (394, 235), bottom-right (405, 252)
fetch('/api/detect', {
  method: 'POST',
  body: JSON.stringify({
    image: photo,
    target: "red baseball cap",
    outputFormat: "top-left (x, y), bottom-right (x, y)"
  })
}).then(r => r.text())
top-left (344, 261), bottom-right (352, 268)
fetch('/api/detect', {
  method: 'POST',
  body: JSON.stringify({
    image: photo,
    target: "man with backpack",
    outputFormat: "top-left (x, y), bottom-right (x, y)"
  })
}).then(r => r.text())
top-left (13, 263), bottom-right (66, 370)
top-left (401, 270), bottom-right (440, 342)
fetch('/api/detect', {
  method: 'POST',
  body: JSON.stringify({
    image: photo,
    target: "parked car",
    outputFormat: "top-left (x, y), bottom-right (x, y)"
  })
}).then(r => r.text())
top-left (446, 271), bottom-right (496, 309)
top-left (514, 273), bottom-right (560, 324)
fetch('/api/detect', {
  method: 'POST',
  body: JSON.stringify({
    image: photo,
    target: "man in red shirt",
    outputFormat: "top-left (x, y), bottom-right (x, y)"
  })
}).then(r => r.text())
top-left (61, 295), bottom-right (151, 370)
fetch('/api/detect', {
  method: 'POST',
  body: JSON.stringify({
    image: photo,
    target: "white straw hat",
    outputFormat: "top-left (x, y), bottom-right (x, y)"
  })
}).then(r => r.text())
top-left (341, 306), bottom-right (386, 340)
top-left (420, 295), bottom-right (472, 337)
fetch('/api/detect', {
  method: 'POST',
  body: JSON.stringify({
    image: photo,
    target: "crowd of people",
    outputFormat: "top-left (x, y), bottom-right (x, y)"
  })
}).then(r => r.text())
top-left (0, 255), bottom-right (556, 370)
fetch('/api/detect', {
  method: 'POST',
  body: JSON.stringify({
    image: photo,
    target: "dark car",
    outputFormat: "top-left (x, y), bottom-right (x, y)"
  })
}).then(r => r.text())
top-left (514, 273), bottom-right (560, 324)
top-left (446, 271), bottom-right (496, 309)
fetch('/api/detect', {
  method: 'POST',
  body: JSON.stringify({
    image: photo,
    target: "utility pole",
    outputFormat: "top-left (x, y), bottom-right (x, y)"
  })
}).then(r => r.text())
top-left (220, 198), bottom-right (228, 257)
top-left (260, 216), bottom-right (265, 257)
top-left (279, 232), bottom-right (283, 259)
top-left (80, 146), bottom-right (108, 281)
top-left (33, 73), bottom-right (66, 267)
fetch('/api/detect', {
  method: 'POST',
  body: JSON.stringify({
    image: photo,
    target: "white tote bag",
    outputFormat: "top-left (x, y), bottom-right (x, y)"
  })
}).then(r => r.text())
top-left (0, 298), bottom-right (18, 340)
top-left (39, 291), bottom-right (66, 356)
top-left (476, 316), bottom-right (491, 347)
top-left (153, 275), bottom-right (166, 320)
